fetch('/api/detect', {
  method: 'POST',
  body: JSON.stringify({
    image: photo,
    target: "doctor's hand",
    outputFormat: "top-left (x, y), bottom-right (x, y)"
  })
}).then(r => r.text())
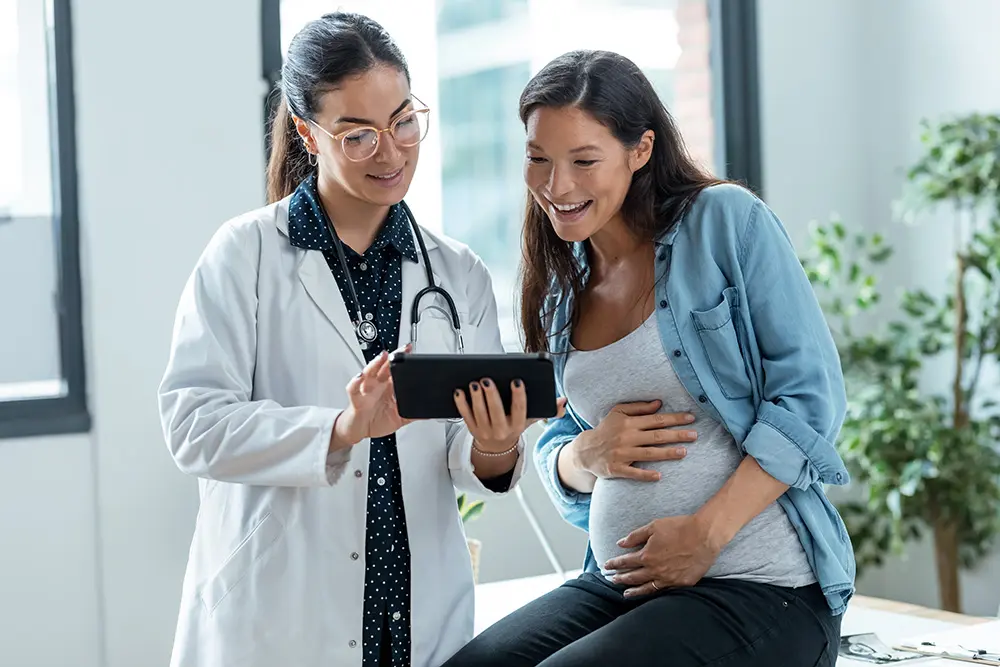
top-left (332, 348), bottom-right (412, 449)
top-left (568, 400), bottom-right (695, 482)
top-left (453, 378), bottom-right (567, 453)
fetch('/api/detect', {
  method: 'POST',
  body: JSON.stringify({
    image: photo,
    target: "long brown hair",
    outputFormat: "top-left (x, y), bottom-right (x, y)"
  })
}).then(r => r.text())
top-left (265, 12), bottom-right (410, 204)
top-left (517, 50), bottom-right (724, 352)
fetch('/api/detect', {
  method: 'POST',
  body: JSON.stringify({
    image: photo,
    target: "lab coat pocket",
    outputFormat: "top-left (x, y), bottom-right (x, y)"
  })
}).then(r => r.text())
top-left (199, 512), bottom-right (284, 615)
top-left (411, 309), bottom-right (469, 354)
top-left (690, 287), bottom-right (753, 400)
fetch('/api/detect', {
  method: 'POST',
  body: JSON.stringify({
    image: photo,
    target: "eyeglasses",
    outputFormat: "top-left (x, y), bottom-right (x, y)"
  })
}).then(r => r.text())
top-left (311, 95), bottom-right (431, 162)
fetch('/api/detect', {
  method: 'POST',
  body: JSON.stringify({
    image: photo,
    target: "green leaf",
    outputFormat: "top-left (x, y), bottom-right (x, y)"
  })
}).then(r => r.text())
top-left (461, 500), bottom-right (485, 523)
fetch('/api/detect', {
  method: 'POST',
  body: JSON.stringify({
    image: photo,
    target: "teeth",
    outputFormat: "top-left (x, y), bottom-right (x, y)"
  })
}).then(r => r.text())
top-left (552, 201), bottom-right (588, 212)
top-left (372, 169), bottom-right (401, 180)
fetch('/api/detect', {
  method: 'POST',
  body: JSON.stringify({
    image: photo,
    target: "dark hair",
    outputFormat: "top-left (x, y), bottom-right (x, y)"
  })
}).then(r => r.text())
top-left (517, 49), bottom-right (725, 353)
top-left (266, 12), bottom-right (409, 203)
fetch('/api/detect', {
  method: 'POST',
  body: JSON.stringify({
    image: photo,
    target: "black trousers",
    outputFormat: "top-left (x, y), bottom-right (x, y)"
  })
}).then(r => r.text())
top-left (443, 573), bottom-right (842, 667)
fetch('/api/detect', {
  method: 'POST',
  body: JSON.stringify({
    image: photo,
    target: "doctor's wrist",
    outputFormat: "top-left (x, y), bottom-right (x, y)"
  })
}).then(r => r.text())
top-left (330, 409), bottom-right (361, 452)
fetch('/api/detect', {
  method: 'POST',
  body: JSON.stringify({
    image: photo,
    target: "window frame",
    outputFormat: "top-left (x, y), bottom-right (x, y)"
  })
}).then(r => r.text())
top-left (0, 0), bottom-right (90, 439)
top-left (711, 0), bottom-right (763, 194)
top-left (262, 0), bottom-right (763, 188)
top-left (259, 0), bottom-right (764, 334)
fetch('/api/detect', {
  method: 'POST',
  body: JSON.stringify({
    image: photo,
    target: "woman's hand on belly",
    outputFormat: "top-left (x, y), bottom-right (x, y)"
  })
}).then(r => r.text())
top-left (603, 514), bottom-right (724, 597)
top-left (569, 400), bottom-right (696, 483)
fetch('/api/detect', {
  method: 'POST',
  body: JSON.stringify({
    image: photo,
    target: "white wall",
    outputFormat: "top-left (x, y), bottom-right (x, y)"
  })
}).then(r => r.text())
top-left (757, 0), bottom-right (1000, 617)
top-left (0, 0), bottom-right (265, 666)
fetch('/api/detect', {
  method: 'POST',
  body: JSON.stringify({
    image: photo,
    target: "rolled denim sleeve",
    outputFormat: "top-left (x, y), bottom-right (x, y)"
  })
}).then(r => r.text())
top-left (738, 200), bottom-right (850, 489)
top-left (533, 411), bottom-right (591, 531)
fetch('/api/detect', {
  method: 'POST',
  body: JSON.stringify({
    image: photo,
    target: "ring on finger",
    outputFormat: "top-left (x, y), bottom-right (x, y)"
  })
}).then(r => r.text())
top-left (651, 581), bottom-right (660, 591)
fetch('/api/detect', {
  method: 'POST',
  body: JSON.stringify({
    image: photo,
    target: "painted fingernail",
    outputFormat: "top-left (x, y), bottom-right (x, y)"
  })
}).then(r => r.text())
top-left (513, 378), bottom-right (522, 387)
top-left (454, 389), bottom-right (461, 397)
top-left (471, 382), bottom-right (479, 391)
top-left (482, 379), bottom-right (491, 387)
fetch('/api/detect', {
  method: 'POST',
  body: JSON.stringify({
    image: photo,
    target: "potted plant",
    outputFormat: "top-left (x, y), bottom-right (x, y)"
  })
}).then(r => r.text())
top-left (457, 493), bottom-right (486, 582)
top-left (799, 113), bottom-right (1000, 613)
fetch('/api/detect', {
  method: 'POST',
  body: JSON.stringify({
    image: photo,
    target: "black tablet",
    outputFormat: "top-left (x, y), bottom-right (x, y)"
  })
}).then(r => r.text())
top-left (389, 352), bottom-right (558, 420)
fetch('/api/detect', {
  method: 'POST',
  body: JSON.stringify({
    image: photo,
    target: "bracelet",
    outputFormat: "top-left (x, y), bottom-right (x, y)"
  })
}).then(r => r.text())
top-left (472, 439), bottom-right (520, 457)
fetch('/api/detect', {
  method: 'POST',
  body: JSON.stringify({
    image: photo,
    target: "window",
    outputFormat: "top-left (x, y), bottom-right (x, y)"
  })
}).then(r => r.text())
top-left (0, 0), bottom-right (88, 438)
top-left (266, 0), bottom-right (760, 348)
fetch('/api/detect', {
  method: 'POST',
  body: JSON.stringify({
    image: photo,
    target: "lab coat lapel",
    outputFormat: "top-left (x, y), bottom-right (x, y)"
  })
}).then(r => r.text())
top-left (297, 250), bottom-right (366, 368)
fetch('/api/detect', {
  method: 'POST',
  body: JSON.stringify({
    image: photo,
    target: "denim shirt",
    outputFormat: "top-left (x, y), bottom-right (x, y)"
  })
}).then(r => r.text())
top-left (534, 183), bottom-right (857, 615)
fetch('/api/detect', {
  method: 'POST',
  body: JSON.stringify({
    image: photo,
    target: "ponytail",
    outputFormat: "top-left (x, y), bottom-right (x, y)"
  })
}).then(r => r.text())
top-left (266, 96), bottom-right (313, 204)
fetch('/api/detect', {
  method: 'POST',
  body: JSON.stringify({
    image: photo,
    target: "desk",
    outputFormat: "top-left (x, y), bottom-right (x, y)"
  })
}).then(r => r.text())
top-left (474, 573), bottom-right (992, 665)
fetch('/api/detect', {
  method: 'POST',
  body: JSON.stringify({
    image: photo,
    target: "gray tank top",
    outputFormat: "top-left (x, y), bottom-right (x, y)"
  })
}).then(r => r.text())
top-left (564, 313), bottom-right (816, 588)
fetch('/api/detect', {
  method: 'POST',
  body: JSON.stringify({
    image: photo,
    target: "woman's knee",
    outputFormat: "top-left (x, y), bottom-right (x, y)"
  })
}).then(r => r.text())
top-left (441, 635), bottom-right (530, 667)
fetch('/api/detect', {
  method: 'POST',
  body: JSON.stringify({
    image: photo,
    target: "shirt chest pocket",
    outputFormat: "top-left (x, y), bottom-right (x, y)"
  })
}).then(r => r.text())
top-left (690, 286), bottom-right (754, 400)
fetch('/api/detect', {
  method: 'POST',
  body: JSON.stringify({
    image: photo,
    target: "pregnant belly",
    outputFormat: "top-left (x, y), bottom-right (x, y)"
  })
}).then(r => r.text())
top-left (588, 443), bottom-right (742, 575)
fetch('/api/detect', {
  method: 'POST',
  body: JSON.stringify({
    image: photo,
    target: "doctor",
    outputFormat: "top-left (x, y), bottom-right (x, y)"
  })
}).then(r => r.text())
top-left (157, 11), bottom-right (550, 667)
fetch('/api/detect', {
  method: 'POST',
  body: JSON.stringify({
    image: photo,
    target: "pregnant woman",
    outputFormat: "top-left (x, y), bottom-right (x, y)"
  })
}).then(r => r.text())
top-left (442, 49), bottom-right (856, 667)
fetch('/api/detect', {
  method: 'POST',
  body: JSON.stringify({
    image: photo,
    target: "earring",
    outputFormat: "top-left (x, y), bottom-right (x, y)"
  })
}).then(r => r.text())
top-left (307, 151), bottom-right (317, 167)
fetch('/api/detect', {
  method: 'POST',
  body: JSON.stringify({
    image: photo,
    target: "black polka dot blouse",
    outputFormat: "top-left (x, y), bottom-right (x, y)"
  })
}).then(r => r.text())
top-left (288, 172), bottom-right (416, 667)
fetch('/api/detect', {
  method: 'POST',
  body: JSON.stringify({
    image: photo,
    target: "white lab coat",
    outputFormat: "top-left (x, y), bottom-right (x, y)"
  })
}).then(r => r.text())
top-left (158, 196), bottom-right (525, 667)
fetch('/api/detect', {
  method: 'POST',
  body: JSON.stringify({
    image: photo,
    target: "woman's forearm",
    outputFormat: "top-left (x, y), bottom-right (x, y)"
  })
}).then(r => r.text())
top-left (695, 455), bottom-right (789, 548)
top-left (557, 438), bottom-right (598, 494)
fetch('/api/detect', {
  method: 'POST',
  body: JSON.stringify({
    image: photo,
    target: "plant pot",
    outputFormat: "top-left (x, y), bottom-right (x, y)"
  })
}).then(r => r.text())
top-left (467, 537), bottom-right (482, 583)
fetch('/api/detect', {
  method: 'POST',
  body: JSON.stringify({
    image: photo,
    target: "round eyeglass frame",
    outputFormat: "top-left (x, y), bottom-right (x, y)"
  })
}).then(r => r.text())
top-left (311, 95), bottom-right (431, 162)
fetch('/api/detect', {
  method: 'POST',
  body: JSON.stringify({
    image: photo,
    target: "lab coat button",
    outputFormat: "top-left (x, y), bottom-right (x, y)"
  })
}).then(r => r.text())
top-left (377, 477), bottom-right (386, 486)
top-left (354, 469), bottom-right (362, 478)
top-left (349, 640), bottom-right (357, 648)
top-left (351, 552), bottom-right (359, 560)
top-left (392, 611), bottom-right (401, 621)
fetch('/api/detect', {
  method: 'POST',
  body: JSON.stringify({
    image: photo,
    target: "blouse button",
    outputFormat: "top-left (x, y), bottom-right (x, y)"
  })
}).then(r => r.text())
top-left (377, 477), bottom-right (386, 486)
top-left (360, 262), bottom-right (368, 271)
top-left (392, 611), bottom-right (401, 621)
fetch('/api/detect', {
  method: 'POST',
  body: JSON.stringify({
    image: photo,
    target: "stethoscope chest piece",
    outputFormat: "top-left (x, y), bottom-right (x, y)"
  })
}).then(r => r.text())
top-left (356, 319), bottom-right (379, 347)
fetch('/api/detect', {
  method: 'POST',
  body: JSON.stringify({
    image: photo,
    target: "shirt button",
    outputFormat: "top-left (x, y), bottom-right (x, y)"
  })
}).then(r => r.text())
top-left (657, 252), bottom-right (666, 262)
top-left (698, 395), bottom-right (708, 403)
top-left (673, 349), bottom-right (682, 357)
top-left (359, 262), bottom-right (368, 271)
top-left (350, 552), bottom-right (359, 560)
top-left (349, 640), bottom-right (357, 648)
top-left (354, 469), bottom-right (362, 478)
top-left (392, 611), bottom-right (401, 621)
top-left (659, 299), bottom-right (668, 309)
top-left (377, 477), bottom-right (386, 486)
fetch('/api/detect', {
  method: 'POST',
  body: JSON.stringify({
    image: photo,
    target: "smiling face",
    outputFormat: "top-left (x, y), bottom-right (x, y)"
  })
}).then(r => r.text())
top-left (523, 105), bottom-right (653, 243)
top-left (294, 65), bottom-right (419, 207)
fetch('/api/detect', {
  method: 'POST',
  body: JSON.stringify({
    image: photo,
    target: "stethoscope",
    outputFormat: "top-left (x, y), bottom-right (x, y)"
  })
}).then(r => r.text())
top-left (321, 200), bottom-right (465, 354)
